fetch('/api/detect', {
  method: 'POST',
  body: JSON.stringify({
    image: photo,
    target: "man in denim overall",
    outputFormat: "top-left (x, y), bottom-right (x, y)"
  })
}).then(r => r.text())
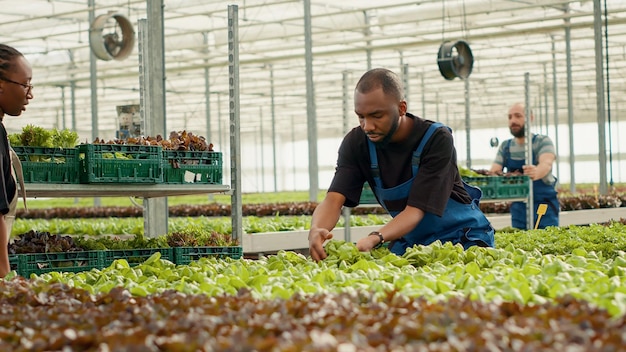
top-left (489, 103), bottom-right (559, 229)
top-left (308, 68), bottom-right (494, 260)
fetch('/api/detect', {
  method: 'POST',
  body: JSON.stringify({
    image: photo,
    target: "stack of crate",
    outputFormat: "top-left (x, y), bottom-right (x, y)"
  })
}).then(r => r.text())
top-left (13, 144), bottom-right (223, 185)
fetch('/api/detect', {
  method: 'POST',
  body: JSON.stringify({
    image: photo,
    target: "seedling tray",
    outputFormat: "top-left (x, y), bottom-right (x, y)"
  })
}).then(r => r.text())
top-left (78, 144), bottom-right (163, 184)
top-left (496, 175), bottom-right (531, 198)
top-left (173, 246), bottom-right (242, 265)
top-left (162, 150), bottom-right (223, 184)
top-left (9, 254), bottom-right (17, 272)
top-left (103, 248), bottom-right (174, 266)
top-left (463, 176), bottom-right (530, 200)
top-left (16, 250), bottom-right (105, 277)
top-left (12, 146), bottom-right (80, 184)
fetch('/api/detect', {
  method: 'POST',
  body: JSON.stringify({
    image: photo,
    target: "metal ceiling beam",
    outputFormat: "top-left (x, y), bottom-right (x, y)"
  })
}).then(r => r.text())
top-left (0, 1), bottom-right (624, 189)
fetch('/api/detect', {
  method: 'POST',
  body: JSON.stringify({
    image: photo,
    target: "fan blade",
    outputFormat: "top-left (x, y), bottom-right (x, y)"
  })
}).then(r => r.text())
top-left (454, 42), bottom-right (473, 79)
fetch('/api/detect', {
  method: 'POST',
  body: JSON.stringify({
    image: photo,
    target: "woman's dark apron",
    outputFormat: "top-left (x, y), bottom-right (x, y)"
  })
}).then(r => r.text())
top-left (6, 148), bottom-right (26, 235)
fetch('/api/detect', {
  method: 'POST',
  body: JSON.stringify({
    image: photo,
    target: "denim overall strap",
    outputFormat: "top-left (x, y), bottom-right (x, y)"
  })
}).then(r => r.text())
top-left (368, 122), bottom-right (444, 193)
top-left (503, 135), bottom-right (537, 172)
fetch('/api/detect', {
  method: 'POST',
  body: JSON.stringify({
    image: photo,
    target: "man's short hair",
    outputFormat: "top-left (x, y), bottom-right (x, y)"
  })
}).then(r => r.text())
top-left (355, 68), bottom-right (404, 101)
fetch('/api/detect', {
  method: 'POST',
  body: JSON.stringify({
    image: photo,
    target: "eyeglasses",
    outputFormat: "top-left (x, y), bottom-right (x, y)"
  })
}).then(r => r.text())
top-left (0, 77), bottom-right (33, 93)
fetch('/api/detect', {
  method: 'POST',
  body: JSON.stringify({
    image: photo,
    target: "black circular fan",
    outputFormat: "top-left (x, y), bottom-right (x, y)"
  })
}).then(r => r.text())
top-left (89, 12), bottom-right (135, 61)
top-left (437, 40), bottom-right (474, 80)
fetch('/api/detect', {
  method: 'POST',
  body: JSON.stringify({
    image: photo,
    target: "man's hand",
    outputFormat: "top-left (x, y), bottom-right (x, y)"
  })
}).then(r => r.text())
top-left (308, 191), bottom-right (345, 261)
top-left (308, 228), bottom-right (333, 261)
top-left (522, 164), bottom-right (536, 180)
top-left (523, 153), bottom-right (555, 181)
top-left (355, 234), bottom-right (380, 252)
top-left (522, 164), bottom-right (545, 181)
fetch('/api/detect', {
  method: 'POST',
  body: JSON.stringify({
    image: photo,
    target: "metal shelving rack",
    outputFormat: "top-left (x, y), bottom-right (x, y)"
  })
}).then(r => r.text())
top-left (18, 5), bottom-right (243, 242)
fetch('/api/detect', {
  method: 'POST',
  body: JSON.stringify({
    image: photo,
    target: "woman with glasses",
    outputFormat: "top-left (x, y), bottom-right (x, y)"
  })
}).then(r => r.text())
top-left (0, 43), bottom-right (33, 277)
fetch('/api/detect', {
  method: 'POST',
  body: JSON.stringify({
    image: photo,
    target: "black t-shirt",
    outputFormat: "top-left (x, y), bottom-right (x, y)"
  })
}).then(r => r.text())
top-left (0, 122), bottom-right (16, 215)
top-left (328, 113), bottom-right (471, 217)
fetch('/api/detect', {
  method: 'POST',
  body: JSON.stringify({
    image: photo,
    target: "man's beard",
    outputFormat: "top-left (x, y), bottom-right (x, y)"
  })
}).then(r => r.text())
top-left (374, 116), bottom-right (400, 148)
top-left (510, 125), bottom-right (525, 138)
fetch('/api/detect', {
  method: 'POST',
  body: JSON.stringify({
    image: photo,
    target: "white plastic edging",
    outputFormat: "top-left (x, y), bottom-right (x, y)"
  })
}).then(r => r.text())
top-left (242, 208), bottom-right (625, 253)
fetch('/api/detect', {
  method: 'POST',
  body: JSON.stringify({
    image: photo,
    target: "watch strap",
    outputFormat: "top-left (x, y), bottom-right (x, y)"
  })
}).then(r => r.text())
top-left (369, 231), bottom-right (385, 249)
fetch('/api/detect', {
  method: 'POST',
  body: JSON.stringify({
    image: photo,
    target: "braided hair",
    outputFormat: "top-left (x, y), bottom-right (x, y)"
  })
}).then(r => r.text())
top-left (0, 44), bottom-right (25, 120)
top-left (0, 44), bottom-right (24, 80)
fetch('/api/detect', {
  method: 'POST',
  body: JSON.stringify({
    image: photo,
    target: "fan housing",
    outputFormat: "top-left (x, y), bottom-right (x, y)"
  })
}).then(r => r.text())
top-left (89, 12), bottom-right (135, 61)
top-left (437, 40), bottom-right (474, 80)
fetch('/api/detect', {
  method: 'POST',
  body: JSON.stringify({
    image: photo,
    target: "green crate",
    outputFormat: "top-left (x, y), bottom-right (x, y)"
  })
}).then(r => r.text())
top-left (78, 144), bottom-right (163, 184)
top-left (9, 254), bottom-right (17, 272)
top-left (173, 246), bottom-right (242, 265)
top-left (103, 248), bottom-right (174, 266)
top-left (162, 150), bottom-right (223, 184)
top-left (464, 176), bottom-right (530, 199)
top-left (464, 176), bottom-right (498, 199)
top-left (12, 146), bottom-right (80, 184)
top-left (496, 175), bottom-right (530, 198)
top-left (16, 250), bottom-right (105, 277)
top-left (359, 184), bottom-right (377, 205)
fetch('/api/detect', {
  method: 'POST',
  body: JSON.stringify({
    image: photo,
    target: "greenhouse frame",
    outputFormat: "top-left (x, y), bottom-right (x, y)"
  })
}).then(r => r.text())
top-left (3, 2), bottom-right (626, 351)
top-left (1, 0), bottom-right (625, 194)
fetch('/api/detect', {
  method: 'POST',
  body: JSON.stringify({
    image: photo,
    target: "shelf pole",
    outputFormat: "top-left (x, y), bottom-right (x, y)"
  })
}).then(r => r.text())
top-left (228, 5), bottom-right (243, 242)
top-left (138, 0), bottom-right (168, 238)
top-left (524, 73), bottom-right (535, 229)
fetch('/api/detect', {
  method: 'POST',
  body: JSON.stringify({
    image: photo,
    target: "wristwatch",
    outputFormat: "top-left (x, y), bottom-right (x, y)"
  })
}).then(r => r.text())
top-left (368, 231), bottom-right (385, 249)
